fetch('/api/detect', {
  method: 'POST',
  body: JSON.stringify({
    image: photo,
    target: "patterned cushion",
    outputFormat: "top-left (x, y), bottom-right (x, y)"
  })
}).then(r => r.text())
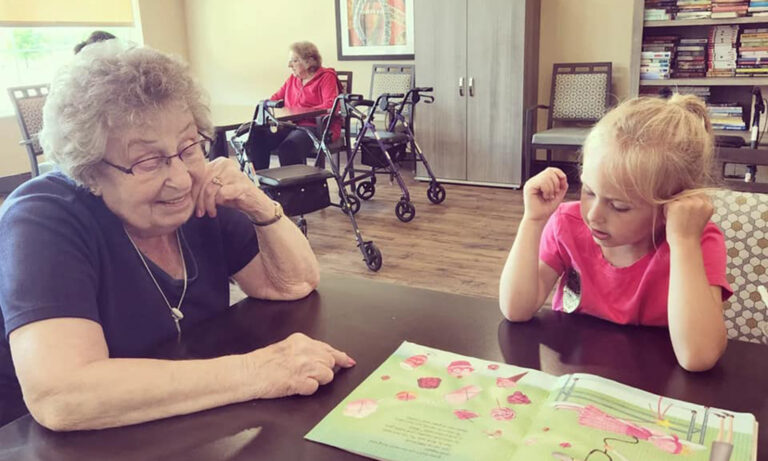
top-left (710, 189), bottom-right (768, 344)
top-left (371, 72), bottom-right (413, 120)
top-left (552, 73), bottom-right (608, 121)
top-left (12, 91), bottom-right (47, 155)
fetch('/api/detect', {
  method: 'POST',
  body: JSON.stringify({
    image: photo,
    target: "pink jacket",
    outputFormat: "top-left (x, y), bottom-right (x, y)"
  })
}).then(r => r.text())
top-left (271, 67), bottom-right (340, 140)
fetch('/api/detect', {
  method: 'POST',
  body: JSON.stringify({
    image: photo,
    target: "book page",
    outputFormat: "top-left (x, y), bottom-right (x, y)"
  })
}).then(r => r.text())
top-left (306, 342), bottom-right (758, 461)
top-left (508, 373), bottom-right (758, 461)
top-left (306, 341), bottom-right (557, 461)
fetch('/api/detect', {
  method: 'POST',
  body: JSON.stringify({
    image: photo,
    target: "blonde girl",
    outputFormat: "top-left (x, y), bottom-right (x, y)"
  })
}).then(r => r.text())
top-left (500, 94), bottom-right (731, 372)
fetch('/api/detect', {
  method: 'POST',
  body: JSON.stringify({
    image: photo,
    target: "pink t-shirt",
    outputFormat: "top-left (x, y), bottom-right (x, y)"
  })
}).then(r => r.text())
top-left (539, 201), bottom-right (732, 326)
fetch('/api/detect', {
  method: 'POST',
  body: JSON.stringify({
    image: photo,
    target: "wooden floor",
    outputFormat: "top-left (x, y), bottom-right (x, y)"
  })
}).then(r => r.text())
top-left (303, 170), bottom-right (525, 300)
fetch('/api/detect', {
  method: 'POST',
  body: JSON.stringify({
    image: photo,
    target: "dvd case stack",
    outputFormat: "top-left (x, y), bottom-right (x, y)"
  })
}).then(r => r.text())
top-left (711, 0), bottom-right (749, 18)
top-left (675, 0), bottom-right (712, 19)
top-left (645, 0), bottom-right (678, 19)
top-left (736, 27), bottom-right (768, 75)
top-left (708, 25), bottom-right (739, 77)
top-left (748, 0), bottom-right (768, 16)
top-left (641, 36), bottom-right (678, 80)
top-left (708, 103), bottom-right (747, 130)
top-left (676, 38), bottom-right (708, 77)
top-left (676, 85), bottom-right (712, 101)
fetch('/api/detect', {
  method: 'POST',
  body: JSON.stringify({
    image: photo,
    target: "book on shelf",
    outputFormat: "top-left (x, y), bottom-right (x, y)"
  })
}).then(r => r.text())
top-left (306, 341), bottom-right (759, 461)
top-left (645, 0), bottom-right (678, 20)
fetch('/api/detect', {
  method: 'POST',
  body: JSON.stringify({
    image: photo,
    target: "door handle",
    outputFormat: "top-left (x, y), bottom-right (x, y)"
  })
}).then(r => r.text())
top-left (469, 77), bottom-right (474, 97)
top-left (459, 77), bottom-right (464, 97)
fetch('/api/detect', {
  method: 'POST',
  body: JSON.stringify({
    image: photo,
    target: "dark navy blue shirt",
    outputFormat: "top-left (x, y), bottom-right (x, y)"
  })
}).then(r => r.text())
top-left (0, 172), bottom-right (260, 426)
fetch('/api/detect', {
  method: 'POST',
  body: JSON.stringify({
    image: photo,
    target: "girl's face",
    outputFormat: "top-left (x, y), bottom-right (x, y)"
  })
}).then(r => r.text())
top-left (580, 144), bottom-right (664, 264)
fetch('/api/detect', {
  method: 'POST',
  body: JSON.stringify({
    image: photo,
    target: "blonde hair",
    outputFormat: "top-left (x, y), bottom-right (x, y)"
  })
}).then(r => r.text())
top-left (290, 41), bottom-right (322, 73)
top-left (581, 93), bottom-right (715, 206)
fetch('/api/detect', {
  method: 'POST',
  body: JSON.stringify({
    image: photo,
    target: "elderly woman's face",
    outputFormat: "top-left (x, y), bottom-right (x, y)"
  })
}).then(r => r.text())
top-left (93, 103), bottom-right (207, 237)
top-left (288, 51), bottom-right (310, 79)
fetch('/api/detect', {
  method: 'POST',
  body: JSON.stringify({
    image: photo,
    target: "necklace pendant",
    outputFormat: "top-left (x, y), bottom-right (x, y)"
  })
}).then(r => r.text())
top-left (170, 307), bottom-right (184, 320)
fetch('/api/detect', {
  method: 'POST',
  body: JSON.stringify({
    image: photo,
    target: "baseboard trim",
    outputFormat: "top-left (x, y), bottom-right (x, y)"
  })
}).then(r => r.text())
top-left (0, 173), bottom-right (30, 195)
top-left (414, 176), bottom-right (521, 189)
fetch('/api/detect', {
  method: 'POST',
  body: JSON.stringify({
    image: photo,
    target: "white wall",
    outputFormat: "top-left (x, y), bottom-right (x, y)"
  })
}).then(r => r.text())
top-left (183, 0), bottom-right (413, 106)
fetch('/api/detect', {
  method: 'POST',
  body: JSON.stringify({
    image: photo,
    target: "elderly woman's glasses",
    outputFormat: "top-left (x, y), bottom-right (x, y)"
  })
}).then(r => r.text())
top-left (102, 132), bottom-right (212, 176)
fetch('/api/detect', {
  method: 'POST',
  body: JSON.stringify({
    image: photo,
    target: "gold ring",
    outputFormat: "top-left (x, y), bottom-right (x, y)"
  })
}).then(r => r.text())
top-left (211, 176), bottom-right (223, 186)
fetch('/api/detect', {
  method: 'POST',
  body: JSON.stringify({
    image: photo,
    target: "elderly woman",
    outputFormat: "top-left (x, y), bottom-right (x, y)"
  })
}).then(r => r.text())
top-left (245, 41), bottom-right (340, 170)
top-left (0, 41), bottom-right (354, 431)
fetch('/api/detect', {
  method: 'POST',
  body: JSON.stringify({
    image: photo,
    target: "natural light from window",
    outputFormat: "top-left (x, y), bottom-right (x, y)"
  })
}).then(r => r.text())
top-left (0, 26), bottom-right (142, 116)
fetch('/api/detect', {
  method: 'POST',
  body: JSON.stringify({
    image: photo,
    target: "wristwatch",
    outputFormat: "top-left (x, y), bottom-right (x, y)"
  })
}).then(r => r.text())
top-left (249, 201), bottom-right (283, 227)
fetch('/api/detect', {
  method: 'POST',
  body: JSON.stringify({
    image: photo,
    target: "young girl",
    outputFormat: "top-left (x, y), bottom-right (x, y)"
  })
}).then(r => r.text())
top-left (500, 94), bottom-right (732, 372)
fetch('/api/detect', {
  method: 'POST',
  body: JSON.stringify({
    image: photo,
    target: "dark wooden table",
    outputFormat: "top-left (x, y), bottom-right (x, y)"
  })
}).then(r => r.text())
top-left (0, 273), bottom-right (765, 460)
top-left (210, 105), bottom-right (329, 159)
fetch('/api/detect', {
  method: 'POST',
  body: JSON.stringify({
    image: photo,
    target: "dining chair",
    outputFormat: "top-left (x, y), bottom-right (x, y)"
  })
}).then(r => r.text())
top-left (7, 84), bottom-right (54, 178)
top-left (523, 62), bottom-right (612, 182)
top-left (711, 188), bottom-right (768, 344)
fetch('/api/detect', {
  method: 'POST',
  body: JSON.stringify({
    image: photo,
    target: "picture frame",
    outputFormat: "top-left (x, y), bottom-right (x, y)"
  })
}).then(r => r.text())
top-left (334, 0), bottom-right (414, 61)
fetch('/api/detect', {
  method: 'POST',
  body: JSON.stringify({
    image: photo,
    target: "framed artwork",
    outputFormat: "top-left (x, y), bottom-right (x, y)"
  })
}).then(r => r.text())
top-left (335, 0), bottom-right (414, 60)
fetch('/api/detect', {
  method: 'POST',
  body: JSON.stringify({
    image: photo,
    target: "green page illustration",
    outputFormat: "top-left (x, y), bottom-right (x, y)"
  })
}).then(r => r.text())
top-left (306, 341), bottom-right (758, 461)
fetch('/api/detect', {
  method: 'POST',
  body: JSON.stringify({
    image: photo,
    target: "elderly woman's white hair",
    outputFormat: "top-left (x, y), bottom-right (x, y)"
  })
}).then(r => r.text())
top-left (39, 40), bottom-right (213, 185)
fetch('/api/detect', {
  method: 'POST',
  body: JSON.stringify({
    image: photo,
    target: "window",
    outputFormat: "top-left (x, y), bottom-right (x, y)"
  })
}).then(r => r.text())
top-left (0, 25), bottom-right (142, 116)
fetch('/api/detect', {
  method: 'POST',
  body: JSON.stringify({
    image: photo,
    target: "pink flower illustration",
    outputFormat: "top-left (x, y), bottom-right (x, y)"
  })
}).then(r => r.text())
top-left (487, 364), bottom-right (500, 370)
top-left (446, 360), bottom-right (474, 378)
top-left (401, 354), bottom-right (428, 370)
top-left (507, 391), bottom-right (531, 404)
top-left (381, 375), bottom-right (390, 381)
top-left (417, 377), bottom-right (442, 389)
top-left (453, 409), bottom-right (478, 421)
top-left (444, 385), bottom-right (482, 404)
top-left (559, 442), bottom-right (572, 448)
top-left (396, 391), bottom-right (417, 401)
top-left (491, 406), bottom-right (516, 421)
top-left (496, 372), bottom-right (528, 388)
top-left (343, 399), bottom-right (378, 418)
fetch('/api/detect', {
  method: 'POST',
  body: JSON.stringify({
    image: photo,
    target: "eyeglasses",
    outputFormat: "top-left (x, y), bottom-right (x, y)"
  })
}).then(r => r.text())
top-left (102, 132), bottom-right (212, 177)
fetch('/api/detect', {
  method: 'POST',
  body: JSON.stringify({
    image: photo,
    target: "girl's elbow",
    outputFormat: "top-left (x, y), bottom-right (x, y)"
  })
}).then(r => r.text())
top-left (676, 341), bottom-right (727, 372)
top-left (499, 300), bottom-right (535, 323)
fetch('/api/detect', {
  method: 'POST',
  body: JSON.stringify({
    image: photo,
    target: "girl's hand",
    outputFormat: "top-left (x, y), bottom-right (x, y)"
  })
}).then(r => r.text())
top-left (191, 157), bottom-right (273, 219)
top-left (522, 168), bottom-right (569, 222)
top-left (664, 193), bottom-right (713, 244)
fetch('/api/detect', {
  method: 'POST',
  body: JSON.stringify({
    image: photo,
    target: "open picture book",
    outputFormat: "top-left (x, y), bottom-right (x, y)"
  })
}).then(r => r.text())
top-left (306, 341), bottom-right (758, 461)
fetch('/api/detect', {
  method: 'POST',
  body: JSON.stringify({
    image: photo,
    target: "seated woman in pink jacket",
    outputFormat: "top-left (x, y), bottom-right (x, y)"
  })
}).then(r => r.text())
top-left (245, 41), bottom-right (340, 170)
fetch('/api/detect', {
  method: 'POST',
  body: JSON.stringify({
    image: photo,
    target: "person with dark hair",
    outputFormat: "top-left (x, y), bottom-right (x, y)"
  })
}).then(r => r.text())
top-left (245, 41), bottom-right (340, 170)
top-left (0, 41), bottom-right (351, 431)
top-left (73, 30), bottom-right (116, 54)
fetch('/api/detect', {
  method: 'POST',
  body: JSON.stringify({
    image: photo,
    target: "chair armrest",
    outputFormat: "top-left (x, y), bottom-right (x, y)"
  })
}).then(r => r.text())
top-left (525, 104), bottom-right (550, 117)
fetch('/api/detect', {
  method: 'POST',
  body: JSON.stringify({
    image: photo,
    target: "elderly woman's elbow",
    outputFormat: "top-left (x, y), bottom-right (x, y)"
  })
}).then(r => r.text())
top-left (27, 396), bottom-right (81, 432)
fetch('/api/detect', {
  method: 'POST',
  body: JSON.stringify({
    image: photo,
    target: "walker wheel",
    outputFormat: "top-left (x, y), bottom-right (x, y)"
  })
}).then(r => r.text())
top-left (395, 199), bottom-right (416, 222)
top-left (356, 181), bottom-right (376, 200)
top-left (362, 241), bottom-right (383, 271)
top-left (342, 195), bottom-right (361, 215)
top-left (427, 183), bottom-right (446, 204)
top-left (296, 217), bottom-right (308, 236)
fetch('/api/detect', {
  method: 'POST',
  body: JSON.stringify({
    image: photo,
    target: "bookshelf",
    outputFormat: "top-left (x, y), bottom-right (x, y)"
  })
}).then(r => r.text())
top-left (630, 0), bottom-right (768, 181)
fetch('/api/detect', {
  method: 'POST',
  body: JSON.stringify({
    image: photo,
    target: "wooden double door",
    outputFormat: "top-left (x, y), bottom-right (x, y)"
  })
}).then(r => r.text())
top-left (414, 0), bottom-right (539, 186)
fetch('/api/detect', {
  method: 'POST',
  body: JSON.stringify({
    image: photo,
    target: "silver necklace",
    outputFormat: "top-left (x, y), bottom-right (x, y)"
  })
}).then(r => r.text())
top-left (125, 228), bottom-right (188, 335)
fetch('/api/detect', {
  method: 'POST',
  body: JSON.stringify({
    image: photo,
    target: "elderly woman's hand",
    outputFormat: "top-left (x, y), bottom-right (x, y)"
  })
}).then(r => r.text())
top-left (192, 157), bottom-right (273, 220)
top-left (242, 333), bottom-right (356, 398)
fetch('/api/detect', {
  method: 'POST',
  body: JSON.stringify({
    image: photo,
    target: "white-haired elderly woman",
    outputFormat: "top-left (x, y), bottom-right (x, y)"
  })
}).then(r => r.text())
top-left (0, 42), bottom-right (354, 431)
